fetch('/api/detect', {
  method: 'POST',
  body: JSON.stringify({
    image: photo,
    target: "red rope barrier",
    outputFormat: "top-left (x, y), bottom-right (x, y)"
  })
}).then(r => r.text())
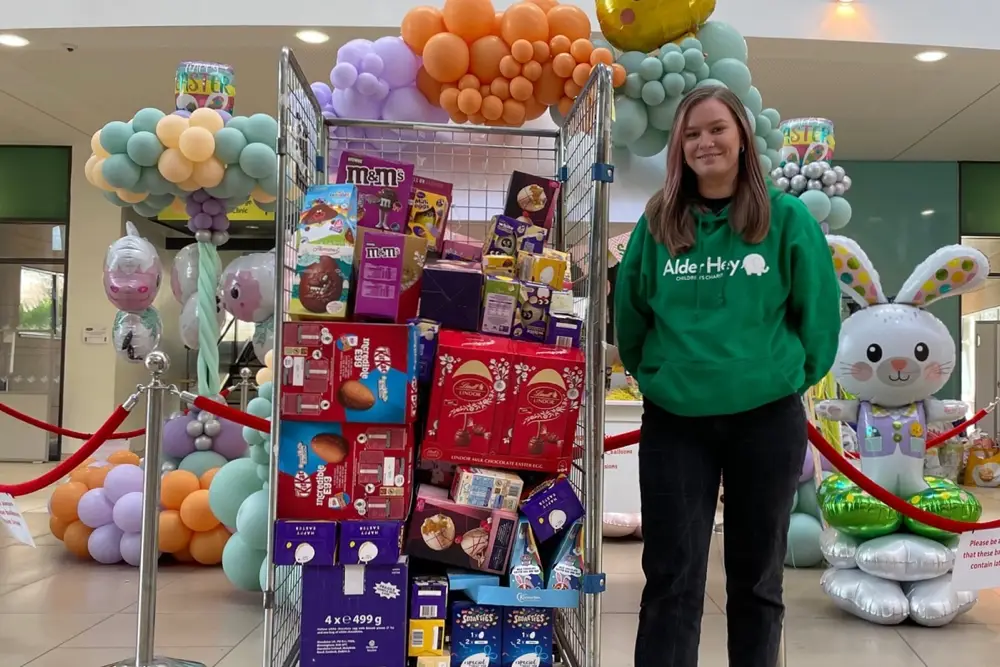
top-left (190, 395), bottom-right (270, 432)
top-left (0, 404), bottom-right (132, 497)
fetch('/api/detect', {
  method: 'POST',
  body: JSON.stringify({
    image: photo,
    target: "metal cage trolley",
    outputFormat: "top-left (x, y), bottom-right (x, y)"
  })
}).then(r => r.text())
top-left (264, 47), bottom-right (614, 667)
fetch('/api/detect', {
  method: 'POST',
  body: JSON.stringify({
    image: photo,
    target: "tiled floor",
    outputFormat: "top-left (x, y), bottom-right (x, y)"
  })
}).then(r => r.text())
top-left (4, 462), bottom-right (1000, 666)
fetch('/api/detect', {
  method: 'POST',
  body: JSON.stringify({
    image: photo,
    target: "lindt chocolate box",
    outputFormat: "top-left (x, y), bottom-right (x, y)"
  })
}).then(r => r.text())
top-left (279, 321), bottom-right (418, 424)
top-left (503, 171), bottom-right (560, 229)
top-left (409, 318), bottom-right (441, 384)
top-left (480, 276), bottom-right (519, 336)
top-left (273, 520), bottom-right (338, 566)
top-left (277, 421), bottom-right (414, 522)
top-left (419, 261), bottom-right (484, 332)
top-left (337, 152), bottom-right (415, 233)
top-left (483, 215), bottom-right (528, 257)
top-left (520, 476), bottom-right (584, 542)
top-left (451, 601), bottom-right (502, 667)
top-left (512, 282), bottom-right (552, 343)
top-left (405, 484), bottom-right (517, 574)
top-left (545, 315), bottom-right (583, 349)
top-left (502, 607), bottom-right (554, 667)
top-left (301, 558), bottom-right (409, 667)
top-left (339, 520), bottom-right (405, 565)
top-left (407, 175), bottom-right (453, 254)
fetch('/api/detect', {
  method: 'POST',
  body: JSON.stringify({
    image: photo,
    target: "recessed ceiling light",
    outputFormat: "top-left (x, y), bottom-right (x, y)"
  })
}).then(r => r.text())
top-left (0, 34), bottom-right (30, 48)
top-left (915, 51), bottom-right (947, 63)
top-left (836, 0), bottom-right (853, 4)
top-left (296, 30), bottom-right (329, 44)
top-left (921, 209), bottom-right (935, 217)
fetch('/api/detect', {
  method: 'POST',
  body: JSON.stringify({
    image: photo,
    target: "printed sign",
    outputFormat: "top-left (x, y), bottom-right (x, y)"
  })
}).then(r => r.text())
top-left (0, 493), bottom-right (35, 547)
top-left (951, 527), bottom-right (1000, 590)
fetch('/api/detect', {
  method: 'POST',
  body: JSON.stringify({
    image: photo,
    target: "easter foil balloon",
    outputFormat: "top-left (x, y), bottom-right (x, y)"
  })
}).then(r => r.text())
top-left (817, 472), bottom-right (856, 506)
top-left (822, 488), bottom-right (902, 539)
top-left (597, 0), bottom-right (717, 53)
top-left (903, 486), bottom-right (982, 541)
top-left (103, 221), bottom-right (162, 313)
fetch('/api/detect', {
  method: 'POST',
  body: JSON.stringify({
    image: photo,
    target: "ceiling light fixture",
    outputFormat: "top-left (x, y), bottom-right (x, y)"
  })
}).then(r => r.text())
top-left (836, 0), bottom-right (854, 3)
top-left (0, 34), bottom-right (30, 48)
top-left (296, 30), bottom-right (330, 44)
top-left (915, 50), bottom-right (947, 63)
top-left (921, 209), bottom-right (935, 217)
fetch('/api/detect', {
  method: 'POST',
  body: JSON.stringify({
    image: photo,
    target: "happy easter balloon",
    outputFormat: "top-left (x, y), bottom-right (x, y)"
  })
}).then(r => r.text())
top-left (597, 0), bottom-right (717, 53)
top-left (780, 118), bottom-right (835, 165)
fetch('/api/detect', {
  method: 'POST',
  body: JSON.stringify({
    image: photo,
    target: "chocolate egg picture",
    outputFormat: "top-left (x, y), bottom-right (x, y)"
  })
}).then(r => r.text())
top-left (337, 380), bottom-right (376, 411)
top-left (516, 184), bottom-right (547, 212)
top-left (310, 433), bottom-right (349, 464)
top-left (299, 256), bottom-right (343, 313)
top-left (455, 429), bottom-right (471, 446)
top-left (421, 514), bottom-right (456, 551)
top-left (460, 527), bottom-right (489, 564)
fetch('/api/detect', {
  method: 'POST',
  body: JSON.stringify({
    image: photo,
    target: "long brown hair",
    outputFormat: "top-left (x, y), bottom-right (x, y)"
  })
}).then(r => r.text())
top-left (645, 86), bottom-right (771, 256)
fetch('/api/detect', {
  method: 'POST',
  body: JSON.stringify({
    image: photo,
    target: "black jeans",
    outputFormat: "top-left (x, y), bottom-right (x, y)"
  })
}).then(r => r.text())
top-left (634, 395), bottom-right (806, 667)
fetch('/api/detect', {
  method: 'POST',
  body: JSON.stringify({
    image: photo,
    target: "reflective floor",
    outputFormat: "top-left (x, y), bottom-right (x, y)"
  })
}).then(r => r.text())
top-left (3, 462), bottom-right (1000, 667)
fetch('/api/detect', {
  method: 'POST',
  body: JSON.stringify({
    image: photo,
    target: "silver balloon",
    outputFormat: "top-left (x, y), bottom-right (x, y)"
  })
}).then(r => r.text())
top-left (789, 174), bottom-right (808, 193)
top-left (841, 175), bottom-right (852, 191)
top-left (775, 177), bottom-right (790, 191)
top-left (822, 185), bottom-right (838, 197)
top-left (161, 460), bottom-right (178, 473)
top-left (185, 420), bottom-right (205, 437)
top-left (807, 179), bottom-right (823, 190)
top-left (821, 568), bottom-right (909, 625)
top-left (817, 161), bottom-right (830, 171)
top-left (803, 162), bottom-right (824, 180)
top-left (833, 165), bottom-right (846, 180)
top-left (203, 420), bottom-right (222, 437)
top-left (194, 435), bottom-right (214, 451)
top-left (197, 410), bottom-right (214, 424)
top-left (194, 229), bottom-right (213, 243)
top-left (782, 162), bottom-right (800, 178)
top-left (833, 183), bottom-right (846, 197)
top-left (821, 169), bottom-right (838, 186)
top-left (820, 528), bottom-right (859, 569)
top-left (139, 457), bottom-right (145, 470)
top-left (212, 231), bottom-right (230, 246)
top-left (770, 167), bottom-right (784, 182)
top-left (903, 574), bottom-right (977, 627)
top-left (855, 534), bottom-right (954, 582)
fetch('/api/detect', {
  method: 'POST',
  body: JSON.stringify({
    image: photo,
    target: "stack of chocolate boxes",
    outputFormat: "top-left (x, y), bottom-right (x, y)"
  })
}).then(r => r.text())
top-left (274, 153), bottom-right (591, 667)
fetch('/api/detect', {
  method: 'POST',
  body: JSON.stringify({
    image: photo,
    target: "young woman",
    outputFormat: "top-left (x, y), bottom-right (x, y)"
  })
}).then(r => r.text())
top-left (615, 86), bottom-right (841, 667)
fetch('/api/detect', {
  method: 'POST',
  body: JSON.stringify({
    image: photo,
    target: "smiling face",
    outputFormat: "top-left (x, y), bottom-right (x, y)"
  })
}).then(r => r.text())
top-left (681, 98), bottom-right (742, 185)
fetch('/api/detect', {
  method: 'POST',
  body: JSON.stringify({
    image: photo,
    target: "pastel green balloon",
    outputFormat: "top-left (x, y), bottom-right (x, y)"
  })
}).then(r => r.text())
top-left (246, 396), bottom-right (272, 418)
top-left (638, 57), bottom-right (664, 82)
top-left (242, 113), bottom-right (279, 148)
top-left (221, 165), bottom-right (255, 202)
top-left (661, 51), bottom-right (685, 74)
top-left (641, 81), bottom-right (666, 107)
top-left (214, 127), bottom-right (248, 165)
top-left (661, 72), bottom-right (686, 97)
top-left (826, 196), bottom-right (853, 231)
top-left (753, 136), bottom-right (767, 154)
top-left (259, 556), bottom-right (270, 592)
top-left (133, 202), bottom-right (161, 218)
top-left (629, 127), bottom-right (669, 158)
top-left (611, 96), bottom-right (648, 146)
top-left (208, 458), bottom-right (262, 527)
top-left (249, 442), bottom-right (270, 466)
top-left (822, 488), bottom-right (901, 539)
top-left (660, 43), bottom-right (682, 55)
top-left (710, 58), bottom-right (752, 97)
top-left (132, 108), bottom-right (166, 134)
top-left (742, 86), bottom-right (763, 117)
top-left (695, 63), bottom-right (711, 81)
top-left (256, 174), bottom-right (278, 197)
top-left (222, 533), bottom-right (266, 591)
top-left (257, 463), bottom-right (269, 482)
top-left (766, 129), bottom-right (784, 151)
top-left (103, 191), bottom-right (128, 207)
top-left (791, 489), bottom-right (800, 513)
top-left (696, 21), bottom-right (748, 65)
top-left (799, 189), bottom-right (832, 222)
top-left (797, 479), bottom-right (822, 521)
top-left (679, 37), bottom-right (703, 51)
top-left (243, 425), bottom-right (266, 447)
top-left (759, 154), bottom-right (772, 173)
top-left (235, 489), bottom-right (270, 550)
top-left (647, 96), bottom-right (682, 132)
top-left (695, 78), bottom-right (727, 91)
top-left (755, 114), bottom-right (773, 137)
top-left (683, 48), bottom-right (705, 72)
top-left (623, 73), bottom-right (644, 100)
top-left (765, 149), bottom-right (781, 168)
top-left (239, 143), bottom-right (277, 180)
top-left (785, 513), bottom-right (824, 567)
top-left (178, 450), bottom-right (228, 478)
top-left (136, 167), bottom-right (173, 195)
top-left (681, 71), bottom-right (697, 93)
top-left (258, 382), bottom-right (274, 401)
top-left (126, 131), bottom-right (164, 168)
top-left (100, 120), bottom-right (134, 155)
top-left (760, 108), bottom-right (781, 127)
top-left (904, 486), bottom-right (982, 541)
top-left (618, 51), bottom-right (646, 75)
top-left (102, 153), bottom-right (141, 190)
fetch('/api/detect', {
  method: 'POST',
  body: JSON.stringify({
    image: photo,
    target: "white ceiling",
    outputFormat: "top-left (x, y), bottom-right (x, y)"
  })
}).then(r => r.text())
top-left (1, 27), bottom-right (1000, 161)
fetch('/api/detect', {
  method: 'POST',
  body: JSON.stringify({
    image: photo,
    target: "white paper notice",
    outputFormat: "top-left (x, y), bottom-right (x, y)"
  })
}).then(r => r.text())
top-left (0, 493), bottom-right (36, 547)
top-left (951, 528), bottom-right (1000, 591)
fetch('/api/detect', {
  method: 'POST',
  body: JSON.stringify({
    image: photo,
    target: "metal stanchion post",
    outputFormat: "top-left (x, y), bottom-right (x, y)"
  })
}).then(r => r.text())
top-left (777, 628), bottom-right (787, 667)
top-left (103, 351), bottom-right (206, 667)
top-left (239, 367), bottom-right (252, 412)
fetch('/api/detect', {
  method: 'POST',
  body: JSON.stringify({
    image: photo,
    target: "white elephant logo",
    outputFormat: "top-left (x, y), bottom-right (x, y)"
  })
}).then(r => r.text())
top-left (742, 253), bottom-right (769, 276)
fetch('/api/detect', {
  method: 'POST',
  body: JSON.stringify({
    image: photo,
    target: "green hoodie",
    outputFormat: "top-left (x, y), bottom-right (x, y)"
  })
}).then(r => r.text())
top-left (614, 187), bottom-right (841, 417)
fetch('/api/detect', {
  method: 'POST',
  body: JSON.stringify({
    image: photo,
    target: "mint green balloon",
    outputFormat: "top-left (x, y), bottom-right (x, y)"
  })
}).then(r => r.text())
top-left (697, 21), bottom-right (748, 65)
top-left (612, 95), bottom-right (648, 146)
top-left (618, 51), bottom-right (646, 75)
top-left (235, 489), bottom-right (270, 550)
top-left (760, 108), bottom-right (781, 128)
top-left (214, 127), bottom-right (248, 165)
top-left (179, 450), bottom-right (228, 478)
top-left (102, 154), bottom-right (141, 190)
top-left (711, 58), bottom-right (751, 98)
top-left (222, 533), bottom-right (266, 591)
top-left (247, 397), bottom-right (272, 418)
top-left (132, 108), bottom-right (165, 134)
top-left (742, 86), bottom-right (763, 117)
top-left (765, 149), bottom-right (781, 169)
top-left (623, 73), bottom-right (644, 100)
top-left (660, 43), bottom-right (682, 55)
top-left (695, 63), bottom-right (711, 81)
top-left (791, 489), bottom-right (799, 513)
top-left (753, 136), bottom-right (767, 154)
top-left (785, 513), bottom-right (824, 567)
top-left (681, 71), bottom-right (697, 93)
top-left (101, 121), bottom-right (134, 155)
top-left (755, 114), bottom-right (773, 137)
top-left (259, 557), bottom-right (270, 592)
top-left (256, 174), bottom-right (278, 197)
top-left (133, 202), bottom-right (161, 218)
top-left (221, 165), bottom-right (255, 202)
top-left (766, 129), bottom-right (784, 151)
top-left (683, 48), bottom-right (705, 72)
top-left (641, 81), bottom-right (666, 107)
top-left (208, 458), bottom-right (262, 527)
top-left (797, 480), bottom-right (822, 521)
top-left (243, 425), bottom-right (266, 447)
top-left (799, 189), bottom-right (832, 222)
top-left (629, 127), bottom-right (669, 158)
top-left (243, 114), bottom-right (279, 148)
top-left (759, 154), bottom-right (772, 173)
top-left (647, 96), bottom-right (682, 132)
top-left (257, 463), bottom-right (269, 482)
top-left (136, 167), bottom-right (173, 195)
top-left (826, 196), bottom-right (853, 231)
top-left (239, 143), bottom-right (277, 180)
top-left (206, 183), bottom-right (232, 200)
top-left (126, 132), bottom-right (164, 168)
top-left (638, 57), bottom-right (664, 82)
top-left (661, 72), bottom-right (685, 97)
top-left (679, 37), bottom-right (702, 51)
top-left (249, 442), bottom-right (270, 465)
top-left (695, 78), bottom-right (727, 90)
top-left (227, 116), bottom-right (250, 135)
top-left (661, 51), bottom-right (685, 74)
top-left (103, 191), bottom-right (128, 207)
top-left (258, 382), bottom-right (273, 401)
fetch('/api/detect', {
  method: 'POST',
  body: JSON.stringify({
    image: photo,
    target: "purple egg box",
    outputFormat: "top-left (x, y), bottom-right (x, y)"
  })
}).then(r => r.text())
top-left (336, 152), bottom-right (415, 233)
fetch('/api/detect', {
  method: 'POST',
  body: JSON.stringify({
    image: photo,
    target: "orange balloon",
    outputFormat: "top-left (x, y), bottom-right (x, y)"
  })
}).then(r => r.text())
top-left (107, 450), bottom-right (140, 466)
top-left (402, 6), bottom-right (446, 55)
top-left (49, 515), bottom-right (70, 541)
top-left (549, 35), bottom-right (571, 55)
top-left (569, 39), bottom-right (593, 63)
top-left (172, 545), bottom-right (195, 562)
top-left (457, 88), bottom-right (484, 115)
top-left (522, 61), bottom-right (543, 82)
top-left (423, 32), bottom-right (471, 83)
top-left (440, 88), bottom-right (462, 114)
top-left (159, 510), bottom-right (193, 553)
top-left (493, 12), bottom-right (504, 35)
top-left (450, 111), bottom-right (469, 123)
top-left (524, 95), bottom-right (547, 120)
top-left (546, 5), bottom-right (591, 42)
top-left (534, 63), bottom-right (565, 106)
top-left (611, 63), bottom-right (627, 87)
top-left (511, 39), bottom-right (534, 64)
top-left (532, 41), bottom-right (551, 63)
top-left (179, 489), bottom-right (220, 532)
top-left (199, 467), bottom-right (220, 490)
top-left (527, 0), bottom-right (558, 12)
top-left (188, 525), bottom-right (231, 565)
top-left (161, 470), bottom-right (200, 511)
top-left (509, 76), bottom-right (534, 102)
top-left (84, 464), bottom-right (114, 490)
top-left (469, 35), bottom-right (510, 83)
top-left (564, 79), bottom-right (583, 98)
top-left (499, 55), bottom-right (522, 78)
top-left (590, 48), bottom-right (614, 66)
top-left (552, 52), bottom-right (576, 78)
top-left (458, 73), bottom-right (481, 91)
top-left (442, 0), bottom-right (495, 43)
top-left (501, 2), bottom-right (549, 45)
top-left (490, 77), bottom-right (512, 100)
top-left (416, 67), bottom-right (444, 105)
top-left (69, 468), bottom-right (89, 485)
top-left (75, 458), bottom-right (96, 470)
top-left (51, 481), bottom-right (88, 523)
top-left (469, 113), bottom-right (486, 124)
top-left (502, 99), bottom-right (526, 125)
top-left (63, 521), bottom-right (93, 559)
top-left (481, 95), bottom-right (504, 120)
top-left (480, 84), bottom-right (492, 96)
top-left (558, 96), bottom-right (574, 116)
top-left (572, 62), bottom-right (592, 87)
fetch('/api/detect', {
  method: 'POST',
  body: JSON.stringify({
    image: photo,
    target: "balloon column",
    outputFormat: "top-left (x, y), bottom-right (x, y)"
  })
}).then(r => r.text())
top-left (106, 222), bottom-right (164, 364)
top-left (784, 446), bottom-right (824, 568)
top-left (208, 351), bottom-right (276, 591)
top-left (815, 237), bottom-right (989, 626)
top-left (399, 0), bottom-right (625, 126)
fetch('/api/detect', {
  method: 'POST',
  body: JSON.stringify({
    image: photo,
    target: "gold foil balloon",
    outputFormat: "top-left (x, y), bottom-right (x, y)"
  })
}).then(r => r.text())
top-left (596, 0), bottom-right (716, 53)
top-left (822, 489), bottom-right (901, 539)
top-left (904, 487), bottom-right (982, 541)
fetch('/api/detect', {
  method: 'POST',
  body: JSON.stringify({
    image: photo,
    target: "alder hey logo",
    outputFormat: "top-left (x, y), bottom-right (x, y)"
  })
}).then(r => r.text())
top-left (663, 253), bottom-right (769, 281)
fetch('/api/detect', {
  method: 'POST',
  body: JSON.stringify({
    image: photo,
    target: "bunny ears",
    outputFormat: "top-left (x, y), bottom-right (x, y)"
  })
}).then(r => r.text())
top-left (828, 235), bottom-right (990, 308)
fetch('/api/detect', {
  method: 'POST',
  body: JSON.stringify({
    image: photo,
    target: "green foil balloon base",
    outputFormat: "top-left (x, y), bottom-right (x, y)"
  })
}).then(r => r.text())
top-left (822, 488), bottom-right (902, 539)
top-left (903, 485), bottom-right (982, 541)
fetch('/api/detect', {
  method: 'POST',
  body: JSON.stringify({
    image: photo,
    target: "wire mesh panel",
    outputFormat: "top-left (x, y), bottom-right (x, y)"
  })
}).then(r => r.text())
top-left (264, 47), bottom-right (326, 667)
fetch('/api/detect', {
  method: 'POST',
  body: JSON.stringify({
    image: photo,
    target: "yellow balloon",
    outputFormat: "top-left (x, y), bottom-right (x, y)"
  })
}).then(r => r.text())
top-left (256, 366), bottom-right (273, 385)
top-left (193, 157), bottom-right (225, 188)
top-left (251, 185), bottom-right (276, 204)
top-left (189, 107), bottom-right (225, 134)
top-left (177, 177), bottom-right (201, 192)
top-left (84, 154), bottom-right (100, 185)
top-left (91, 131), bottom-right (109, 159)
top-left (264, 349), bottom-right (273, 368)
top-left (156, 115), bottom-right (190, 149)
top-left (91, 158), bottom-right (114, 191)
top-left (170, 197), bottom-right (186, 214)
top-left (116, 189), bottom-right (148, 204)
top-left (178, 126), bottom-right (216, 163)
top-left (596, 0), bottom-right (716, 53)
top-left (158, 148), bottom-right (194, 183)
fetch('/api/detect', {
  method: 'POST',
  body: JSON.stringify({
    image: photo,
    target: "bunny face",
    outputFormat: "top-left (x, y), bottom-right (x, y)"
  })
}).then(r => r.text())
top-left (836, 304), bottom-right (954, 407)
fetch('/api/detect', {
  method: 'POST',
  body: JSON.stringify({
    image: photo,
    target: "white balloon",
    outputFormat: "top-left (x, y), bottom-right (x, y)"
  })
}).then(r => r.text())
top-left (170, 243), bottom-right (222, 305)
top-left (113, 307), bottom-right (162, 363)
top-left (179, 293), bottom-right (226, 350)
top-left (220, 252), bottom-right (276, 323)
top-left (821, 568), bottom-right (909, 625)
top-left (903, 573), bottom-right (977, 627)
top-left (855, 534), bottom-right (954, 582)
top-left (819, 527), bottom-right (859, 569)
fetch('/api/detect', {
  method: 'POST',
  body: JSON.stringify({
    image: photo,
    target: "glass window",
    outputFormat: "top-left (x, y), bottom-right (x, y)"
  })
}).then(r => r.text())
top-left (19, 266), bottom-right (64, 334)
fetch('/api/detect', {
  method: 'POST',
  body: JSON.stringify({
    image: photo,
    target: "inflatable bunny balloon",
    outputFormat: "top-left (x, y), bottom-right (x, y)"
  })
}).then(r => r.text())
top-left (103, 221), bottom-right (162, 313)
top-left (219, 252), bottom-right (275, 323)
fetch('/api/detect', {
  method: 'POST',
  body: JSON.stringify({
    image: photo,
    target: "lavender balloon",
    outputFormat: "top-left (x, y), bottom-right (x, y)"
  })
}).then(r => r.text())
top-left (103, 464), bottom-right (144, 503)
top-left (372, 36), bottom-right (420, 88)
top-left (162, 414), bottom-right (197, 459)
top-left (120, 531), bottom-right (143, 566)
top-left (212, 418), bottom-right (251, 460)
top-left (112, 491), bottom-right (145, 533)
top-left (77, 488), bottom-right (115, 528)
top-left (799, 444), bottom-right (816, 483)
top-left (89, 524), bottom-right (125, 564)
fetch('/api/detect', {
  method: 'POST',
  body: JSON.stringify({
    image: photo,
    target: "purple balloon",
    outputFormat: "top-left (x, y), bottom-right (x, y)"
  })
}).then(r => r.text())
top-left (185, 199), bottom-right (202, 217)
top-left (311, 82), bottom-right (333, 108)
top-left (373, 80), bottom-right (390, 101)
top-left (799, 445), bottom-right (816, 483)
top-left (382, 86), bottom-right (436, 123)
top-left (162, 414), bottom-right (197, 459)
top-left (191, 189), bottom-right (210, 204)
top-left (359, 53), bottom-right (385, 77)
top-left (192, 212), bottom-right (214, 230)
top-left (322, 110), bottom-right (338, 122)
top-left (332, 88), bottom-right (382, 120)
top-left (112, 491), bottom-right (145, 533)
top-left (212, 418), bottom-right (250, 460)
top-left (217, 110), bottom-right (232, 126)
top-left (89, 524), bottom-right (125, 564)
top-left (373, 36), bottom-right (420, 88)
top-left (331, 62), bottom-right (359, 90)
top-left (337, 38), bottom-right (373, 67)
top-left (356, 72), bottom-right (381, 97)
top-left (211, 214), bottom-right (230, 231)
top-left (120, 531), bottom-right (143, 566)
top-left (77, 488), bottom-right (115, 528)
top-left (202, 199), bottom-right (223, 216)
top-left (173, 110), bottom-right (192, 119)
top-left (103, 464), bottom-right (145, 503)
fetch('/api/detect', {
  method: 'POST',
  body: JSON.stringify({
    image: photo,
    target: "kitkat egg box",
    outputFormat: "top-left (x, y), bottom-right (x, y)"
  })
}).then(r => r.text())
top-left (405, 484), bottom-right (517, 575)
top-left (279, 321), bottom-right (419, 424)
